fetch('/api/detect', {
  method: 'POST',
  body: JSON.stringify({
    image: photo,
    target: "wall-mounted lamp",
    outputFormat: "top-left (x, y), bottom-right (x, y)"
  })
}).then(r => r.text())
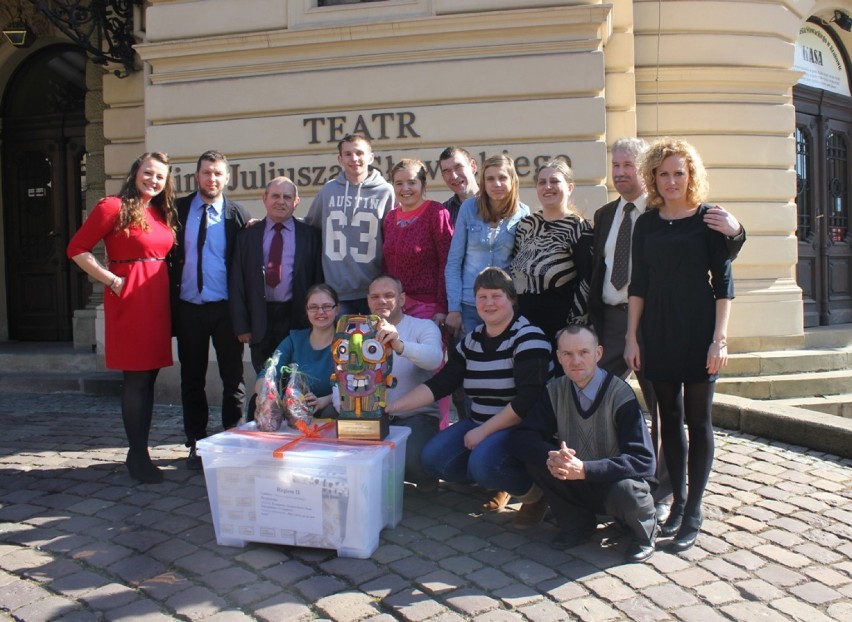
top-left (2, 18), bottom-right (36, 47)
top-left (833, 10), bottom-right (852, 32)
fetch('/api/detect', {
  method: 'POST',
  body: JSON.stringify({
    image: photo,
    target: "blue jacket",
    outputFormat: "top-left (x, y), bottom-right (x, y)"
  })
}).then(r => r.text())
top-left (445, 197), bottom-right (528, 311)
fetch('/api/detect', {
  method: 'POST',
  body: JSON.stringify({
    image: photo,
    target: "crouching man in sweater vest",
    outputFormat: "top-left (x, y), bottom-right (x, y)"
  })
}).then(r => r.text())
top-left (509, 324), bottom-right (658, 563)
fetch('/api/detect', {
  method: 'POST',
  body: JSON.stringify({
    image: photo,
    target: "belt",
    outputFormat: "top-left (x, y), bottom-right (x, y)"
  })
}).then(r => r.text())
top-left (110, 257), bottom-right (166, 264)
top-left (606, 303), bottom-right (629, 311)
top-left (180, 299), bottom-right (226, 305)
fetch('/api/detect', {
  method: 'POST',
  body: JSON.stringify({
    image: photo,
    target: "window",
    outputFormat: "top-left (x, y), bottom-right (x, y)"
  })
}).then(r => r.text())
top-left (795, 126), bottom-right (813, 241)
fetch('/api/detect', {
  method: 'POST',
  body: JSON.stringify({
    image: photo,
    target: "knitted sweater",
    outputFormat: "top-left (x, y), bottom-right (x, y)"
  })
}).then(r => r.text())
top-left (510, 372), bottom-right (656, 482)
top-left (426, 314), bottom-right (551, 423)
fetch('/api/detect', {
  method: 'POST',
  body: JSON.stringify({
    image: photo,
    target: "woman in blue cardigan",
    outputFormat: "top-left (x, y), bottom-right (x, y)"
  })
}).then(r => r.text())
top-left (268, 284), bottom-right (339, 418)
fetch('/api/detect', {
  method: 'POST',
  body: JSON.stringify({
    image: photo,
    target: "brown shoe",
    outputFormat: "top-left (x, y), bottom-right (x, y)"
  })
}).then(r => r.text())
top-left (512, 498), bottom-right (549, 529)
top-left (482, 490), bottom-right (511, 511)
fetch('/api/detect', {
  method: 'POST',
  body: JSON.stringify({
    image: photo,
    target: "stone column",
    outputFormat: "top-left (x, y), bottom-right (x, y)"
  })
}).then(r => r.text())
top-left (71, 61), bottom-right (108, 353)
top-left (633, 0), bottom-right (808, 346)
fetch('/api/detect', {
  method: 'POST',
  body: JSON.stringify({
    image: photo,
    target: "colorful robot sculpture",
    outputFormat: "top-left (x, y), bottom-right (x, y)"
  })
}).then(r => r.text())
top-left (331, 315), bottom-right (396, 439)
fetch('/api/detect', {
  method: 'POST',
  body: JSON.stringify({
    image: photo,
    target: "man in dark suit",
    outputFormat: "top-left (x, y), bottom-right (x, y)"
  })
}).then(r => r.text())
top-left (171, 150), bottom-right (250, 469)
top-left (230, 176), bottom-right (323, 377)
top-left (589, 137), bottom-right (746, 519)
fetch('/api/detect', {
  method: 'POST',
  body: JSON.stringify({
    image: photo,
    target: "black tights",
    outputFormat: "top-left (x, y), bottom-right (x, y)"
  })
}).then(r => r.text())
top-left (653, 380), bottom-right (715, 519)
top-left (122, 369), bottom-right (160, 453)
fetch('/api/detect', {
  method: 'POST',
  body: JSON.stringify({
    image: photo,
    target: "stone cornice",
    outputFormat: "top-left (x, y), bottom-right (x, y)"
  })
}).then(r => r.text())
top-left (635, 66), bottom-right (801, 101)
top-left (135, 5), bottom-right (612, 84)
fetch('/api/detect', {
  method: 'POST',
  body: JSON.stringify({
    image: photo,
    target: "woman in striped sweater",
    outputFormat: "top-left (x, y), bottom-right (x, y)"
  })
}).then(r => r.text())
top-left (386, 267), bottom-right (552, 526)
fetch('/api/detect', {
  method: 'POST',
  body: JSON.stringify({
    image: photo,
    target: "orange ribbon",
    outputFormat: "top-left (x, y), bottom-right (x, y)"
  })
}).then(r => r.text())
top-left (225, 420), bottom-right (395, 459)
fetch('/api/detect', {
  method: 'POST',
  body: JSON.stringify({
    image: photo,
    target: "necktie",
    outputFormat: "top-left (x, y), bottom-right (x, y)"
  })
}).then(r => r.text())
top-left (197, 204), bottom-right (210, 293)
top-left (266, 222), bottom-right (284, 288)
top-left (610, 202), bottom-right (636, 291)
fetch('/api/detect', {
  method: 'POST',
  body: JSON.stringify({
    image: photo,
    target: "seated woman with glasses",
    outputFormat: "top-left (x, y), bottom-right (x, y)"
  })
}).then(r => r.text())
top-left (268, 284), bottom-right (339, 417)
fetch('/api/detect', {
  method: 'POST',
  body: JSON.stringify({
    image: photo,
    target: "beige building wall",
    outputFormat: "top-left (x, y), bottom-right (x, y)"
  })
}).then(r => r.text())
top-left (633, 0), bottom-right (800, 344)
top-left (130, 0), bottom-right (616, 398)
top-left (136, 0), bottom-right (613, 214)
top-left (631, 0), bottom-right (850, 345)
top-left (99, 0), bottom-right (851, 355)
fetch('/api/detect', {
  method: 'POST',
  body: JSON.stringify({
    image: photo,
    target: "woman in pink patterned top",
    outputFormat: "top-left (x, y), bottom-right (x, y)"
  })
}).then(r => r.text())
top-left (384, 159), bottom-right (454, 428)
top-left (383, 159), bottom-right (454, 324)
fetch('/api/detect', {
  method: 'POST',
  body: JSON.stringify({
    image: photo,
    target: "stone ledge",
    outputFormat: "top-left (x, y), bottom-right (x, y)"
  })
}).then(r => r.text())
top-left (713, 392), bottom-right (852, 459)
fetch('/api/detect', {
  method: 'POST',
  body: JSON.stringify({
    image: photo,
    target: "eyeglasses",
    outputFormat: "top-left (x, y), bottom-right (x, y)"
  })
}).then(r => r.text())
top-left (307, 303), bottom-right (337, 313)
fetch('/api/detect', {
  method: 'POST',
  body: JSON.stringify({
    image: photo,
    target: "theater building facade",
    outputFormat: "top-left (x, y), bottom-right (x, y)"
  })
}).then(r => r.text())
top-left (0, 0), bottom-right (850, 362)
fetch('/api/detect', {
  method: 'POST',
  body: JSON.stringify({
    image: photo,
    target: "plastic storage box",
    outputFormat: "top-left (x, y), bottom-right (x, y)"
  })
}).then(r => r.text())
top-left (197, 425), bottom-right (409, 559)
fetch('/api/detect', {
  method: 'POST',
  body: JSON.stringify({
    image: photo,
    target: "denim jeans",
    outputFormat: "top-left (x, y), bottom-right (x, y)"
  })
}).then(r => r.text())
top-left (420, 419), bottom-right (532, 496)
top-left (389, 412), bottom-right (440, 485)
top-left (460, 303), bottom-right (482, 335)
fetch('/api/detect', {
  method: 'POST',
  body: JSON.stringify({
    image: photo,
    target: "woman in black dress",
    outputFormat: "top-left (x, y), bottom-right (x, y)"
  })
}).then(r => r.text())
top-left (624, 138), bottom-right (737, 552)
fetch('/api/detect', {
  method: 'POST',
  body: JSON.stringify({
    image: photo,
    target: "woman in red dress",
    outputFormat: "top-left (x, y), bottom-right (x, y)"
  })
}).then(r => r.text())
top-left (67, 152), bottom-right (178, 484)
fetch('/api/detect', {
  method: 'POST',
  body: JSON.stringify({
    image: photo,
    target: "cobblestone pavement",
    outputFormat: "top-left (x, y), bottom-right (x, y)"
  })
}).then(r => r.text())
top-left (0, 390), bottom-right (850, 622)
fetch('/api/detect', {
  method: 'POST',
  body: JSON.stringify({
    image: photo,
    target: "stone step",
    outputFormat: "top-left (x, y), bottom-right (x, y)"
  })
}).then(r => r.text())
top-left (0, 342), bottom-right (100, 374)
top-left (716, 368), bottom-right (852, 400)
top-left (712, 392), bottom-right (852, 459)
top-left (0, 371), bottom-right (122, 396)
top-left (726, 346), bottom-right (852, 377)
top-left (804, 324), bottom-right (852, 348)
top-left (771, 394), bottom-right (852, 419)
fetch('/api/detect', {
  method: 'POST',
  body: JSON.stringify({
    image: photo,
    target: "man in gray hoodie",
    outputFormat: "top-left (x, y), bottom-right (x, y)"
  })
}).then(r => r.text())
top-left (305, 133), bottom-right (395, 314)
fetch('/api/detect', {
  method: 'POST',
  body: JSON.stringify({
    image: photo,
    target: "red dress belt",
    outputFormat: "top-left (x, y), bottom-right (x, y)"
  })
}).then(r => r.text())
top-left (109, 257), bottom-right (166, 264)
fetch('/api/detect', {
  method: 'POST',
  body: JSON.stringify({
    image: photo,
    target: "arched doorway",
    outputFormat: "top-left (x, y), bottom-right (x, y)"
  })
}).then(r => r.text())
top-left (794, 19), bottom-right (852, 327)
top-left (2, 45), bottom-right (88, 341)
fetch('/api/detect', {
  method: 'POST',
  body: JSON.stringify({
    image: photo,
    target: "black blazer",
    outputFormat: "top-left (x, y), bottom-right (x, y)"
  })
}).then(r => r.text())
top-left (169, 192), bottom-right (251, 327)
top-left (229, 217), bottom-right (323, 345)
top-left (589, 198), bottom-right (747, 332)
top-left (589, 199), bottom-right (621, 330)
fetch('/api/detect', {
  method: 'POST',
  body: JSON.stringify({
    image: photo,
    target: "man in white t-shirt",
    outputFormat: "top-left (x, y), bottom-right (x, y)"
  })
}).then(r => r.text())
top-left (368, 275), bottom-right (444, 491)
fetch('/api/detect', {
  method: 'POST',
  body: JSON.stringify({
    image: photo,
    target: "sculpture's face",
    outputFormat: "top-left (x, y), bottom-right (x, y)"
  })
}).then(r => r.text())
top-left (332, 315), bottom-right (391, 400)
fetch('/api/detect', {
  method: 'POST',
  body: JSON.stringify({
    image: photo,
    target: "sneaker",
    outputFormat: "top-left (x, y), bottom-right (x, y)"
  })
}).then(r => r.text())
top-left (186, 444), bottom-right (202, 470)
top-left (512, 498), bottom-right (549, 529)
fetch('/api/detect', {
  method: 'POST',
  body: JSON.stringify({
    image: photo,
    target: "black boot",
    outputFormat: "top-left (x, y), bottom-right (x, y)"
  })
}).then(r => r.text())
top-left (670, 512), bottom-right (703, 553)
top-left (121, 370), bottom-right (163, 484)
top-left (659, 501), bottom-right (684, 537)
top-left (125, 448), bottom-right (164, 484)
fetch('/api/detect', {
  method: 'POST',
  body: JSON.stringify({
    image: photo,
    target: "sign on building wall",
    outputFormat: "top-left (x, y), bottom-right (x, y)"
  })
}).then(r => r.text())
top-left (169, 110), bottom-right (573, 196)
top-left (794, 23), bottom-right (851, 96)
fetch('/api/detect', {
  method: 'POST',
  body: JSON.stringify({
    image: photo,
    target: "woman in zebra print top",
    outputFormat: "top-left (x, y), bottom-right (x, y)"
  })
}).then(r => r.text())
top-left (511, 159), bottom-right (594, 343)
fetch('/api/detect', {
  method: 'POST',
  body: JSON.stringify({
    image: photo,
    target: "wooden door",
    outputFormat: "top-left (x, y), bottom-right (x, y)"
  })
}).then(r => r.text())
top-left (2, 45), bottom-right (88, 341)
top-left (795, 113), bottom-right (821, 327)
top-left (794, 86), bottom-right (852, 326)
top-left (824, 119), bottom-right (852, 324)
top-left (4, 135), bottom-right (86, 340)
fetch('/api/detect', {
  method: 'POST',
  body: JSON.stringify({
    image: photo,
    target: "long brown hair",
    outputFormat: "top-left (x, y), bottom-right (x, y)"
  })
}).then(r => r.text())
top-left (476, 154), bottom-right (520, 223)
top-left (115, 152), bottom-right (178, 238)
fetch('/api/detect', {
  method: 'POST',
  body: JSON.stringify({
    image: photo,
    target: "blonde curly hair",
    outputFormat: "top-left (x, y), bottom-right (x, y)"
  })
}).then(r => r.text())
top-left (640, 137), bottom-right (709, 209)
